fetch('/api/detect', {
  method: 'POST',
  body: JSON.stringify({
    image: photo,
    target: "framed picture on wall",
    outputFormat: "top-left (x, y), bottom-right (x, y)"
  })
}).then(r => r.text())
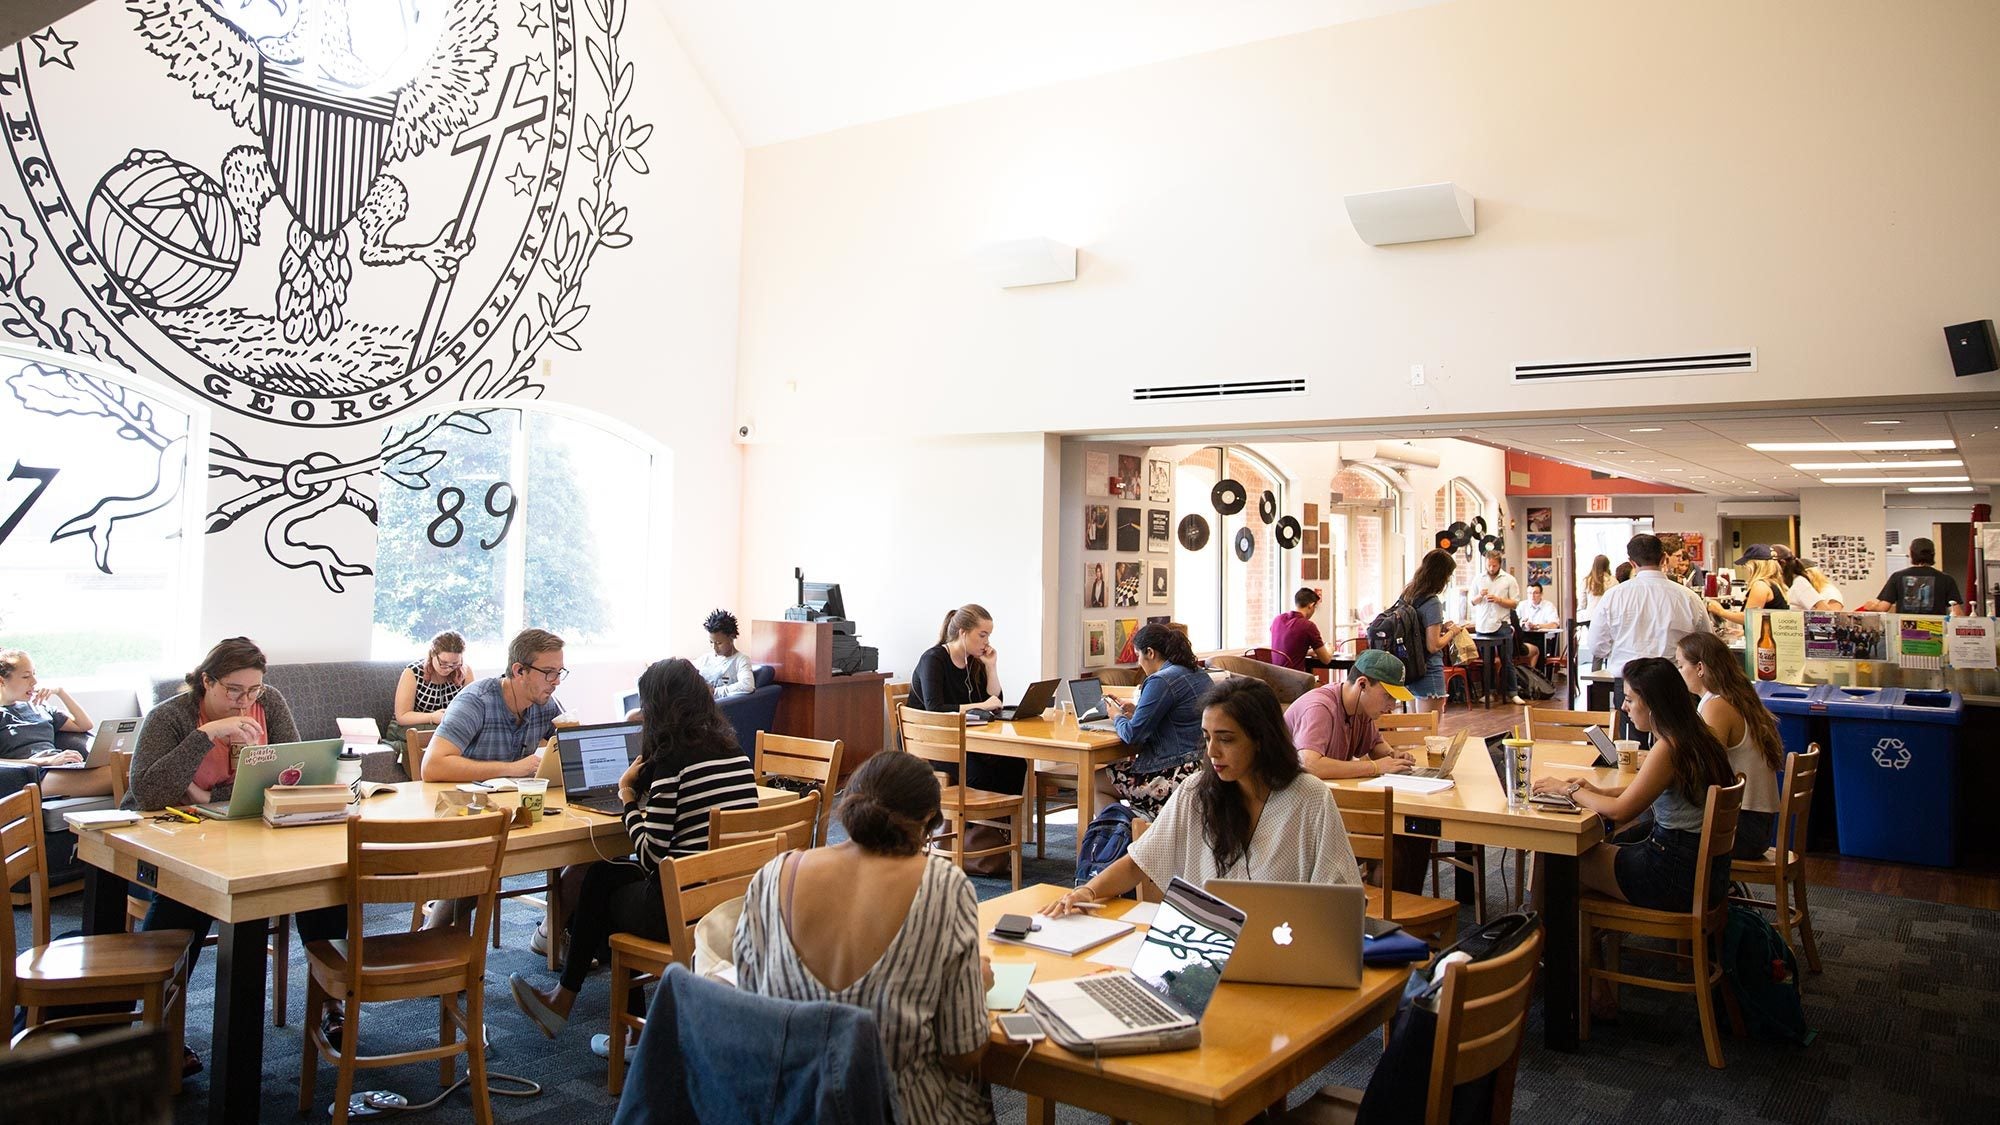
top-left (1147, 509), bottom-right (1171, 553)
top-left (1084, 621), bottom-right (1110, 668)
top-left (1526, 507), bottom-right (1552, 533)
top-left (1115, 618), bottom-right (1140, 663)
top-left (1304, 502), bottom-right (1319, 525)
top-left (1117, 455), bottom-right (1142, 500)
top-left (1114, 561), bottom-right (1142, 606)
top-left (1085, 452), bottom-right (1110, 497)
top-left (1085, 562), bottom-right (1107, 609)
top-left (1149, 564), bottom-right (1169, 604)
top-left (1303, 527), bottom-right (1319, 554)
top-left (1085, 504), bottom-right (1109, 550)
top-left (1525, 532), bottom-right (1552, 559)
top-left (1148, 459), bottom-right (1171, 502)
top-left (1303, 557), bottom-right (1319, 581)
top-left (1116, 507), bottom-right (1142, 552)
top-left (1527, 560), bottom-right (1553, 588)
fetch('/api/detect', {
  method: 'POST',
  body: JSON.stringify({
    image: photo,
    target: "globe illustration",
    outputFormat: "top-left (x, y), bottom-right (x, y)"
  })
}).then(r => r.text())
top-left (87, 149), bottom-right (243, 310)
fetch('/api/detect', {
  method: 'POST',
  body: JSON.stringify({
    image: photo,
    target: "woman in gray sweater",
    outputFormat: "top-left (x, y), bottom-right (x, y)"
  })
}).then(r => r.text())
top-left (130, 637), bottom-right (348, 1063)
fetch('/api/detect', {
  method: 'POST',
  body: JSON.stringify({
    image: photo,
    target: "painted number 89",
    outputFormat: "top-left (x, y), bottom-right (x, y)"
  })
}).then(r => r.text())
top-left (427, 481), bottom-right (518, 551)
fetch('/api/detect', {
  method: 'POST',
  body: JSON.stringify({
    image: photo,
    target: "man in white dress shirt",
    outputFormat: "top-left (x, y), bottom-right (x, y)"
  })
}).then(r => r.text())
top-left (1589, 534), bottom-right (1712, 732)
top-left (1470, 553), bottom-right (1524, 704)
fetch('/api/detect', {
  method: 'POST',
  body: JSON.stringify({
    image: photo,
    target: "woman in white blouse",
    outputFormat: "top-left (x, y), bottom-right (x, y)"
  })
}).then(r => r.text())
top-left (1042, 677), bottom-right (1359, 916)
top-left (697, 609), bottom-right (755, 698)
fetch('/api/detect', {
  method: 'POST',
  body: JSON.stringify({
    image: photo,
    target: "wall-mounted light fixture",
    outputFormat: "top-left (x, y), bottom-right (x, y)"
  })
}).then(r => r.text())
top-left (971, 237), bottom-right (1077, 288)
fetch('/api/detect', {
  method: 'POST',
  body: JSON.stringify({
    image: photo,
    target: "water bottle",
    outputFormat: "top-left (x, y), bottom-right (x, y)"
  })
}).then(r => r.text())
top-left (1501, 738), bottom-right (1534, 809)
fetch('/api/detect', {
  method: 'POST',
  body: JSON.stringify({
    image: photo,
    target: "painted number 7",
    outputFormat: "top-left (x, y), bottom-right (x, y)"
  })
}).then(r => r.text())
top-left (0, 462), bottom-right (59, 548)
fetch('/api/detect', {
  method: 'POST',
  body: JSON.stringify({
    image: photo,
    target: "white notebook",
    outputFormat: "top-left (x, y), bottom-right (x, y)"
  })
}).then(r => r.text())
top-left (1361, 774), bottom-right (1456, 795)
top-left (988, 913), bottom-right (1134, 956)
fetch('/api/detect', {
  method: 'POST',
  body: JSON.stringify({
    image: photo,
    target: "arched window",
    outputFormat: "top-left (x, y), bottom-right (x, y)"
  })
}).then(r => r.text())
top-left (370, 403), bottom-right (672, 665)
top-left (1433, 477), bottom-right (1490, 615)
top-left (1327, 464), bottom-right (1402, 628)
top-left (0, 343), bottom-right (208, 678)
top-left (1174, 445), bottom-right (1285, 651)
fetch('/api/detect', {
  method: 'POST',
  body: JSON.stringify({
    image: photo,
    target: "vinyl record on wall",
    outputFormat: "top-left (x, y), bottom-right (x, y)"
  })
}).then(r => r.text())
top-left (1211, 479), bottom-right (1246, 515)
top-left (1434, 529), bottom-right (1457, 551)
top-left (1275, 516), bottom-right (1302, 549)
top-left (1178, 514), bottom-right (1212, 551)
top-left (1471, 516), bottom-right (1489, 538)
top-left (1447, 520), bottom-right (1471, 544)
top-left (1233, 527), bottom-right (1256, 562)
top-left (1478, 533), bottom-right (1502, 556)
top-left (1258, 490), bottom-right (1277, 525)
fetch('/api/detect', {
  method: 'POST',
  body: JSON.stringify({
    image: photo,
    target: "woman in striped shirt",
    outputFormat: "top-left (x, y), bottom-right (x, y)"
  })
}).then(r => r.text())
top-left (735, 750), bottom-right (996, 1124)
top-left (510, 657), bottom-right (758, 1041)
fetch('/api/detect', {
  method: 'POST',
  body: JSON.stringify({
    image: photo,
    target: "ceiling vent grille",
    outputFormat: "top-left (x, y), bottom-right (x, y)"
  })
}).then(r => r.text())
top-left (1131, 377), bottom-right (1308, 403)
top-left (1512, 349), bottom-right (1755, 385)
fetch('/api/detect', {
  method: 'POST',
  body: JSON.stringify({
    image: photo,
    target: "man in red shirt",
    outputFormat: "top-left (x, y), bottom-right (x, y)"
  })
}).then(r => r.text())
top-left (1269, 587), bottom-right (1335, 669)
top-left (1284, 649), bottom-right (1428, 891)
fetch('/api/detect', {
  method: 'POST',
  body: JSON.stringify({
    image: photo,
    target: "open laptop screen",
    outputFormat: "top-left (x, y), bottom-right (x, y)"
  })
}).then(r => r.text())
top-left (1067, 677), bottom-right (1105, 719)
top-left (557, 722), bottom-right (644, 793)
top-left (1130, 878), bottom-right (1244, 1020)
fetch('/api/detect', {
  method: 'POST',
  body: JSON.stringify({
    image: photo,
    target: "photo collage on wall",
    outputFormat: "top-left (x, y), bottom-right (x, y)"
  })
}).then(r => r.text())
top-left (1085, 451), bottom-right (1173, 669)
top-left (1809, 533), bottom-right (1876, 586)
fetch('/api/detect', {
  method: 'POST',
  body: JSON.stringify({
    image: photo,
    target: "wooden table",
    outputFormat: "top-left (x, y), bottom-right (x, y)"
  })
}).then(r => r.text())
top-left (75, 782), bottom-right (635, 1125)
top-left (1326, 739), bottom-right (1619, 1051)
top-left (980, 885), bottom-right (1410, 1124)
top-left (964, 718), bottom-right (1130, 836)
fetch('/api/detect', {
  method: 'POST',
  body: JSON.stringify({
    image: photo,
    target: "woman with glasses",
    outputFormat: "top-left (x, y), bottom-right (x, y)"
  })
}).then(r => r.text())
top-left (127, 637), bottom-right (348, 1072)
top-left (392, 630), bottom-right (475, 738)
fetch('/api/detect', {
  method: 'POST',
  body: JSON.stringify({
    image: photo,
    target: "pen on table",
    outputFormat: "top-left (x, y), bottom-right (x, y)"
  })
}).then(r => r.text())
top-left (160, 806), bottom-right (200, 823)
top-left (1067, 900), bottom-right (1106, 911)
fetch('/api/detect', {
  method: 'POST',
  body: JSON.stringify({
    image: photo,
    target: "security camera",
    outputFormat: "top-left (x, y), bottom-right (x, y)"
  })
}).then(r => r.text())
top-left (733, 421), bottom-right (756, 443)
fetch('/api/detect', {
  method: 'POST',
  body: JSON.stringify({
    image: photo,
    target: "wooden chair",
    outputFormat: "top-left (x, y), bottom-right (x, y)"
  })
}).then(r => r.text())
top-left (899, 707), bottom-right (1026, 889)
top-left (404, 728), bottom-right (433, 781)
top-left (3, 785), bottom-right (195, 1091)
top-left (1521, 706), bottom-right (1614, 743)
top-left (1441, 660), bottom-right (1479, 711)
top-left (1286, 927), bottom-right (1544, 1125)
top-left (1331, 787), bottom-right (1459, 943)
top-left (104, 748), bottom-right (298, 1027)
top-left (298, 809), bottom-right (512, 1125)
top-left (1375, 711), bottom-right (1439, 754)
top-left (709, 791), bottom-right (820, 853)
top-left (605, 837), bottom-right (782, 1095)
top-left (1729, 747), bottom-right (1823, 974)
top-left (1371, 717), bottom-right (1493, 925)
top-left (883, 680), bottom-right (911, 753)
top-left (752, 731), bottom-right (845, 845)
top-left (1580, 779), bottom-right (1746, 1068)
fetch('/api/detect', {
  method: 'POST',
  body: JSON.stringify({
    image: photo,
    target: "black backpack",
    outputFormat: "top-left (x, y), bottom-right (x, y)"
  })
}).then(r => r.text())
top-left (1367, 598), bottom-right (1429, 685)
top-left (1075, 803), bottom-right (1137, 889)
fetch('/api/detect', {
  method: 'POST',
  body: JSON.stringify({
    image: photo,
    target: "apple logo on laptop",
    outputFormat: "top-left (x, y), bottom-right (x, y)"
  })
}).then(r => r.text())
top-left (1272, 922), bottom-right (1294, 947)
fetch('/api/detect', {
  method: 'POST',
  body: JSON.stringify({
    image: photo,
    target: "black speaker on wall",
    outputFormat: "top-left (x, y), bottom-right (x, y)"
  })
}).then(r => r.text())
top-left (1945, 319), bottom-right (1998, 377)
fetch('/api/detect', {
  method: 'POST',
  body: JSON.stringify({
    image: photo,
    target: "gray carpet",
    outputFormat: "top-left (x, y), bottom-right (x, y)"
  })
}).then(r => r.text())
top-left (14, 826), bottom-right (1999, 1124)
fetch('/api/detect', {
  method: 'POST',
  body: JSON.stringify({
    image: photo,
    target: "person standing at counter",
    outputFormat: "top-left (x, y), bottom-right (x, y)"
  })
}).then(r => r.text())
top-left (1779, 553), bottom-right (1844, 611)
top-left (908, 604), bottom-right (1021, 795)
top-left (1706, 547), bottom-right (1788, 625)
top-left (1859, 537), bottom-right (1963, 614)
top-left (1589, 534), bottom-right (1711, 732)
top-left (1097, 623), bottom-right (1209, 818)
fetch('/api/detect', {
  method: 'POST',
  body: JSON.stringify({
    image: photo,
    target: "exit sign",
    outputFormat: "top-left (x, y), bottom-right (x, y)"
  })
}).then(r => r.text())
top-left (1586, 496), bottom-right (1614, 513)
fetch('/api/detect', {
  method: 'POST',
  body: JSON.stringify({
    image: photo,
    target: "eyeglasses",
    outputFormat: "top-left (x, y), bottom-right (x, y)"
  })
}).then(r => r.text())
top-left (525, 664), bottom-right (569, 683)
top-left (433, 659), bottom-right (464, 672)
top-left (214, 682), bottom-right (265, 703)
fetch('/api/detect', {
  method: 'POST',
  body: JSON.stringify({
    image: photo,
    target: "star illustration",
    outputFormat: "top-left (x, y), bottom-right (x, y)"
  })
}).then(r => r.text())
top-left (525, 53), bottom-right (549, 86)
top-left (520, 122), bottom-right (545, 153)
top-left (505, 163), bottom-right (535, 198)
top-left (31, 27), bottom-right (78, 70)
top-left (518, 1), bottom-right (546, 37)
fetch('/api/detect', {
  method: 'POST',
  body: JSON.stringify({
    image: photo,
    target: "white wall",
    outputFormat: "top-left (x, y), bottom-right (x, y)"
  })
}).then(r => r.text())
top-left (1798, 487), bottom-right (1890, 603)
top-left (1885, 504), bottom-right (1979, 566)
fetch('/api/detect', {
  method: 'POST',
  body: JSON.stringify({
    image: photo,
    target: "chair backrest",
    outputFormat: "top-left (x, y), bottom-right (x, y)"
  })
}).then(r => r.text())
top-left (1376, 711), bottom-right (1440, 753)
top-left (107, 748), bottom-right (135, 808)
top-left (1331, 786), bottom-right (1395, 895)
top-left (710, 791), bottom-right (821, 854)
top-left (406, 728), bottom-right (436, 780)
top-left (344, 809), bottom-right (512, 983)
top-left (1693, 778), bottom-right (1747, 916)
top-left (1773, 746), bottom-right (1820, 868)
top-left (657, 836), bottom-right (783, 969)
top-left (1426, 926), bottom-right (1545, 1125)
top-left (0, 784), bottom-right (49, 1010)
top-left (883, 680), bottom-right (911, 752)
top-left (898, 707), bottom-right (966, 777)
top-left (1245, 647), bottom-right (1281, 665)
top-left (753, 732), bottom-right (844, 844)
top-left (1522, 707), bottom-right (1613, 743)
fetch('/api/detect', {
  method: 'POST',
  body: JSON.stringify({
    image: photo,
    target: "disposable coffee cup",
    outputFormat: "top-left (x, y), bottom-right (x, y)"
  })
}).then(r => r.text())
top-left (1423, 735), bottom-right (1452, 769)
top-left (515, 778), bottom-right (549, 824)
top-left (1615, 739), bottom-right (1640, 772)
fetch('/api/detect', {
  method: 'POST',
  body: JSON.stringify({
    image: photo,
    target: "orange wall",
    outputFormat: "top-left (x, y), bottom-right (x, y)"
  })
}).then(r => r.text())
top-left (1504, 450), bottom-right (1695, 496)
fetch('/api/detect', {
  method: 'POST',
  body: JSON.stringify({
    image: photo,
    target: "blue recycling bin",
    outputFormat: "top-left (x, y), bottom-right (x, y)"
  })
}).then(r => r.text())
top-left (1752, 681), bottom-right (1822, 850)
top-left (1822, 686), bottom-right (1962, 866)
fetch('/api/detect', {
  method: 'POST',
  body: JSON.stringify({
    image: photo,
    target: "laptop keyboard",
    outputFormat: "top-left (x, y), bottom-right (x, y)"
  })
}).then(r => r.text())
top-left (1407, 766), bottom-right (1446, 779)
top-left (1076, 974), bottom-right (1180, 1028)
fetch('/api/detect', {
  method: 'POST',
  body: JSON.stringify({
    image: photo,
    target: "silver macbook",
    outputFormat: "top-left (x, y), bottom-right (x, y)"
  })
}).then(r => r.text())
top-left (44, 717), bottom-right (141, 769)
top-left (1407, 729), bottom-right (1469, 780)
top-left (1024, 877), bottom-right (1242, 1046)
top-left (1208, 880), bottom-right (1366, 988)
top-left (1064, 678), bottom-right (1120, 732)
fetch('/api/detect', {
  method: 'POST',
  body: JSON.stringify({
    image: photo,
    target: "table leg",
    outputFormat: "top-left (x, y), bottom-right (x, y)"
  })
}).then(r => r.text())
top-left (1074, 751), bottom-right (1097, 834)
top-left (1542, 854), bottom-right (1580, 1051)
top-left (211, 917), bottom-right (270, 1125)
top-left (81, 864), bottom-right (124, 936)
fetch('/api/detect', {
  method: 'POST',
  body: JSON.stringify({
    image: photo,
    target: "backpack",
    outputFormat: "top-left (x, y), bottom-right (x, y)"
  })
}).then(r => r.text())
top-left (1075, 803), bottom-right (1136, 889)
top-left (1721, 904), bottom-right (1815, 1045)
top-left (1367, 597), bottom-right (1429, 686)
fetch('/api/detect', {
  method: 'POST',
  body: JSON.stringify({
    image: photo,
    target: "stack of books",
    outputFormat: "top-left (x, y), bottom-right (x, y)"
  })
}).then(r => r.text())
top-left (263, 784), bottom-right (353, 828)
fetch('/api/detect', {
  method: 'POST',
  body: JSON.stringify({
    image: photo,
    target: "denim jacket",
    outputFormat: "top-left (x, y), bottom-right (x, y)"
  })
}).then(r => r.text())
top-left (1113, 662), bottom-right (1209, 774)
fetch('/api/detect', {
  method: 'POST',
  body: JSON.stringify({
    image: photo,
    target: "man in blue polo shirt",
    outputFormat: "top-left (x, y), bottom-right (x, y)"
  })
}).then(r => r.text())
top-left (421, 628), bottom-right (567, 783)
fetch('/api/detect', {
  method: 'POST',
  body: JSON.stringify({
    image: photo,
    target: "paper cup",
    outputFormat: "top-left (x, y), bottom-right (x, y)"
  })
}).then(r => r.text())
top-left (515, 778), bottom-right (549, 824)
top-left (1423, 735), bottom-right (1452, 769)
top-left (1615, 739), bottom-right (1640, 772)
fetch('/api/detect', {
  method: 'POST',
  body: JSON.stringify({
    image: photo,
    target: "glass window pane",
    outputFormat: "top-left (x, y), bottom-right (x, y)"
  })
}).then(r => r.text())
top-left (1174, 449), bottom-right (1221, 651)
top-left (1220, 449), bottom-right (1282, 652)
top-left (520, 411), bottom-right (655, 654)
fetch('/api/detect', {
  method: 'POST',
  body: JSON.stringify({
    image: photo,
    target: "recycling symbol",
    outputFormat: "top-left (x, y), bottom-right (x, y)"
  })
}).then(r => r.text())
top-left (1871, 738), bottom-right (1912, 769)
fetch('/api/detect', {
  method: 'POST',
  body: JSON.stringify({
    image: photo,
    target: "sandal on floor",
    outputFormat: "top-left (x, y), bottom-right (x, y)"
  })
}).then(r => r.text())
top-left (509, 973), bottom-right (566, 1038)
top-left (181, 1046), bottom-right (204, 1078)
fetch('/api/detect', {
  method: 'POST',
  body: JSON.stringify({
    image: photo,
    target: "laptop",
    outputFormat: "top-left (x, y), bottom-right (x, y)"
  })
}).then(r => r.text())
top-left (43, 717), bottom-right (141, 769)
top-left (1064, 678), bottom-right (1121, 732)
top-left (1208, 880), bottom-right (1365, 988)
top-left (1407, 729), bottom-right (1469, 780)
top-left (335, 717), bottom-right (392, 756)
top-left (553, 721), bottom-right (644, 814)
top-left (1024, 877), bottom-right (1242, 1052)
top-left (996, 679), bottom-right (1059, 722)
top-left (193, 739), bottom-right (342, 819)
top-left (1584, 724), bottom-right (1620, 768)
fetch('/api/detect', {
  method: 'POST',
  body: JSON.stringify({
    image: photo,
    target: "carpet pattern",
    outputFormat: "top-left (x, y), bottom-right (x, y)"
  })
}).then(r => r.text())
top-left (13, 824), bottom-right (1999, 1124)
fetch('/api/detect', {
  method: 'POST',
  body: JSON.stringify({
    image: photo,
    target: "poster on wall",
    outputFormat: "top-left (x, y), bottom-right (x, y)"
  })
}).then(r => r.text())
top-left (1526, 507), bottom-right (1552, 534)
top-left (1083, 621), bottom-right (1110, 668)
top-left (1086, 453), bottom-right (1111, 497)
top-left (1303, 527), bottom-right (1318, 554)
top-left (1115, 618), bottom-right (1139, 663)
top-left (1525, 533), bottom-right (1552, 560)
top-left (1803, 612), bottom-right (1886, 660)
top-left (1147, 509), bottom-right (1171, 553)
top-left (1809, 534), bottom-right (1876, 586)
top-left (1149, 564), bottom-right (1169, 604)
top-left (1147, 459), bottom-right (1171, 502)
top-left (1526, 561), bottom-right (1553, 589)
top-left (1681, 532), bottom-right (1706, 566)
top-left (1767, 611), bottom-right (1806, 683)
top-left (1303, 557), bottom-right (1319, 581)
top-left (1898, 616), bottom-right (1945, 670)
top-left (1947, 618), bottom-right (1997, 670)
top-left (1116, 507), bottom-right (1141, 552)
top-left (1084, 505), bottom-right (1109, 551)
top-left (1084, 562), bottom-right (1107, 609)
top-left (1117, 455), bottom-right (1142, 500)
top-left (1114, 561), bottom-right (1142, 607)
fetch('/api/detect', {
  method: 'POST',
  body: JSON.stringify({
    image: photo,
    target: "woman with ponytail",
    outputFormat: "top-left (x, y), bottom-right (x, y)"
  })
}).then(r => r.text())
top-left (735, 751), bottom-right (996, 1123)
top-left (908, 603), bottom-right (1021, 794)
top-left (1675, 632), bottom-right (1784, 857)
